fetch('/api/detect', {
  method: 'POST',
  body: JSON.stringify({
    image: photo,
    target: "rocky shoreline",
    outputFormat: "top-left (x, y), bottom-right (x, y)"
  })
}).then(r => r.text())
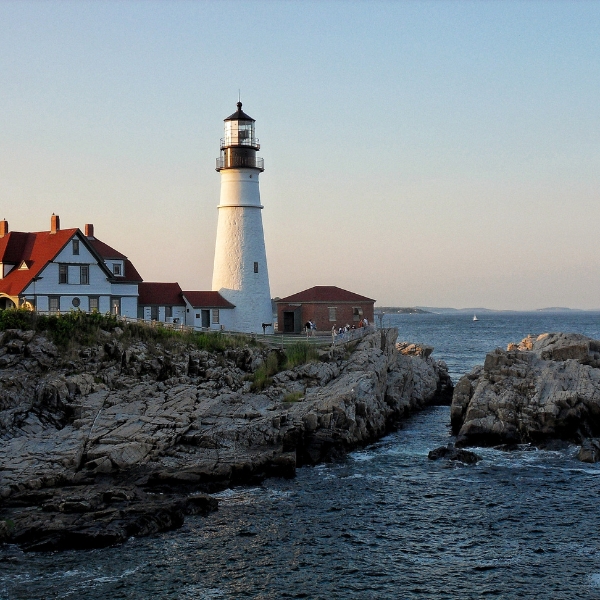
top-left (0, 327), bottom-right (451, 551)
top-left (451, 332), bottom-right (600, 459)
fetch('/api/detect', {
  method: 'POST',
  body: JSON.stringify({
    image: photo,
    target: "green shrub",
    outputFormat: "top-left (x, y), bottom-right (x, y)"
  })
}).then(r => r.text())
top-left (0, 308), bottom-right (34, 331)
top-left (283, 391), bottom-right (303, 403)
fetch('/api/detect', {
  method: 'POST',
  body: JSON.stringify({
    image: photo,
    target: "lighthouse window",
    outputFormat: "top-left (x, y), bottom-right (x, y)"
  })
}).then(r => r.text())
top-left (254, 262), bottom-right (259, 273)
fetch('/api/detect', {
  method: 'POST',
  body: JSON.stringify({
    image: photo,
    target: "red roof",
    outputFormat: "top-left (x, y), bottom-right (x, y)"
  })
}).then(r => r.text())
top-left (0, 227), bottom-right (144, 297)
top-left (88, 238), bottom-right (127, 260)
top-left (138, 282), bottom-right (184, 306)
top-left (123, 259), bottom-right (143, 283)
top-left (182, 291), bottom-right (235, 309)
top-left (0, 232), bottom-right (30, 264)
top-left (277, 286), bottom-right (375, 304)
top-left (0, 229), bottom-right (79, 296)
top-left (88, 238), bottom-right (142, 282)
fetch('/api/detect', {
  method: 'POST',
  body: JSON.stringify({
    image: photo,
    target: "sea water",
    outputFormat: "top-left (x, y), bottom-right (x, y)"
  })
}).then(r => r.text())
top-left (3, 312), bottom-right (600, 599)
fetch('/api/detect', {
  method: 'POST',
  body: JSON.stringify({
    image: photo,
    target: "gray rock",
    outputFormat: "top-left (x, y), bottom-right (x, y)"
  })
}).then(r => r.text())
top-left (451, 333), bottom-right (600, 451)
top-left (428, 443), bottom-right (481, 464)
top-left (578, 438), bottom-right (600, 463)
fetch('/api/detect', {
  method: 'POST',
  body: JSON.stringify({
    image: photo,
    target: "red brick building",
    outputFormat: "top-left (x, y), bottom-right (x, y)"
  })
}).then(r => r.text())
top-left (276, 286), bottom-right (375, 333)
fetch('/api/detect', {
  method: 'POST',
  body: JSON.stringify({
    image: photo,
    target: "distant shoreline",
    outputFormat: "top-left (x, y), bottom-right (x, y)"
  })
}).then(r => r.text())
top-left (375, 307), bottom-right (431, 314)
top-left (374, 306), bottom-right (600, 314)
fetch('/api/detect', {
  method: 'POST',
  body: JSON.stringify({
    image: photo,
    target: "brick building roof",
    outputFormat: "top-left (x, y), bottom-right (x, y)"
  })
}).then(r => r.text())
top-left (277, 286), bottom-right (375, 304)
top-left (182, 291), bottom-right (235, 309)
top-left (138, 282), bottom-right (184, 306)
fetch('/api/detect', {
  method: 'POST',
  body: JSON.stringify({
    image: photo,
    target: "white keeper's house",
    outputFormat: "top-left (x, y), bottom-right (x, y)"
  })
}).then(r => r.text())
top-left (0, 215), bottom-right (142, 316)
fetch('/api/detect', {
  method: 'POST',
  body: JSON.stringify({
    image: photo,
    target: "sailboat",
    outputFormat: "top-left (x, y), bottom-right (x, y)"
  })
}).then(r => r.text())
top-left (473, 315), bottom-right (479, 322)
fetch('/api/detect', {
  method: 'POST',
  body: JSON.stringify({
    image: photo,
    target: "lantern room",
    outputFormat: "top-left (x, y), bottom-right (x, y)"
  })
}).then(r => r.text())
top-left (216, 102), bottom-right (264, 171)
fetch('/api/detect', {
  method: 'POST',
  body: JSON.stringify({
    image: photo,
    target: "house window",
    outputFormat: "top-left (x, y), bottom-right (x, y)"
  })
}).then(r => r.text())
top-left (328, 307), bottom-right (337, 321)
top-left (195, 313), bottom-right (200, 319)
top-left (165, 306), bottom-right (173, 318)
top-left (110, 297), bottom-right (120, 315)
top-left (72, 297), bottom-right (81, 308)
top-left (112, 263), bottom-right (121, 276)
top-left (254, 262), bottom-right (258, 273)
top-left (353, 307), bottom-right (363, 322)
top-left (89, 297), bottom-right (99, 312)
top-left (49, 296), bottom-right (60, 314)
top-left (72, 239), bottom-right (79, 255)
top-left (59, 264), bottom-right (68, 284)
top-left (212, 309), bottom-right (220, 324)
top-left (80, 265), bottom-right (89, 285)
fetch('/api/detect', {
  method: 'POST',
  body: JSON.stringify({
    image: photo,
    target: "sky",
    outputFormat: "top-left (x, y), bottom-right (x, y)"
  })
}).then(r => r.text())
top-left (0, 0), bottom-right (599, 310)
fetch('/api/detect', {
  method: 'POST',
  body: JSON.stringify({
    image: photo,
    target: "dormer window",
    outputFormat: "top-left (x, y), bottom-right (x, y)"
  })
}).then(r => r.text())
top-left (72, 239), bottom-right (79, 255)
top-left (112, 263), bottom-right (121, 276)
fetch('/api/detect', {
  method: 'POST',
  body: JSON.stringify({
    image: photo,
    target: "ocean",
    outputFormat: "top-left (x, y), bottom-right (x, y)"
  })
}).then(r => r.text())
top-left (3, 312), bottom-right (600, 599)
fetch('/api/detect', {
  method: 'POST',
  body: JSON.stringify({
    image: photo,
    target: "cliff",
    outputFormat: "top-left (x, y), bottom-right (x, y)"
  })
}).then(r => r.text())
top-left (0, 326), bottom-right (451, 551)
top-left (451, 332), bottom-right (600, 452)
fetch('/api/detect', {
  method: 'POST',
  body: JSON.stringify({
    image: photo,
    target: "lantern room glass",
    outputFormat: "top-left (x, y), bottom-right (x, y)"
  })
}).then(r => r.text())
top-left (224, 119), bottom-right (255, 147)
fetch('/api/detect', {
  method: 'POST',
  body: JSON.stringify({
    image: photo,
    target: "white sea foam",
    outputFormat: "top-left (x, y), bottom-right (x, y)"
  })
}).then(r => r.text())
top-left (212, 486), bottom-right (263, 504)
top-left (350, 450), bottom-right (376, 462)
top-left (178, 584), bottom-right (226, 599)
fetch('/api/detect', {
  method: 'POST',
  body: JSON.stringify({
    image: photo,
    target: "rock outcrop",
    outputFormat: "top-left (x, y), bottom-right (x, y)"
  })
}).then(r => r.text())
top-left (0, 327), bottom-right (451, 550)
top-left (451, 333), bottom-right (600, 454)
top-left (428, 443), bottom-right (481, 464)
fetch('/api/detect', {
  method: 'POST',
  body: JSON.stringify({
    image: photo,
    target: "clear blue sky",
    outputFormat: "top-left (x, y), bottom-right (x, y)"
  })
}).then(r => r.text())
top-left (1, 1), bottom-right (599, 309)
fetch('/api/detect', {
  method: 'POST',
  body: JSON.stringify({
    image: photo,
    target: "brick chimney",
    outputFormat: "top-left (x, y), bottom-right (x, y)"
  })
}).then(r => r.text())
top-left (50, 214), bottom-right (60, 234)
top-left (84, 223), bottom-right (94, 238)
top-left (0, 219), bottom-right (8, 238)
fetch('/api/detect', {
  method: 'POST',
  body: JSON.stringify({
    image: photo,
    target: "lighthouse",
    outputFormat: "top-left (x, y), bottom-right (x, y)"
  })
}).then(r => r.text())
top-left (212, 102), bottom-right (272, 333)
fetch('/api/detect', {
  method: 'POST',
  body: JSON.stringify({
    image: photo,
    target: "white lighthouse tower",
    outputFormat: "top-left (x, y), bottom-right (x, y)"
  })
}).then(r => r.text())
top-left (212, 102), bottom-right (272, 333)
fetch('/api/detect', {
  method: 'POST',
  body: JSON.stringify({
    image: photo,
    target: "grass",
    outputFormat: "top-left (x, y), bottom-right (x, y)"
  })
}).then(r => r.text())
top-left (283, 391), bottom-right (304, 403)
top-left (251, 351), bottom-right (281, 391)
top-left (0, 308), bottom-right (257, 352)
top-left (284, 342), bottom-right (320, 369)
top-left (0, 309), bottom-right (121, 348)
